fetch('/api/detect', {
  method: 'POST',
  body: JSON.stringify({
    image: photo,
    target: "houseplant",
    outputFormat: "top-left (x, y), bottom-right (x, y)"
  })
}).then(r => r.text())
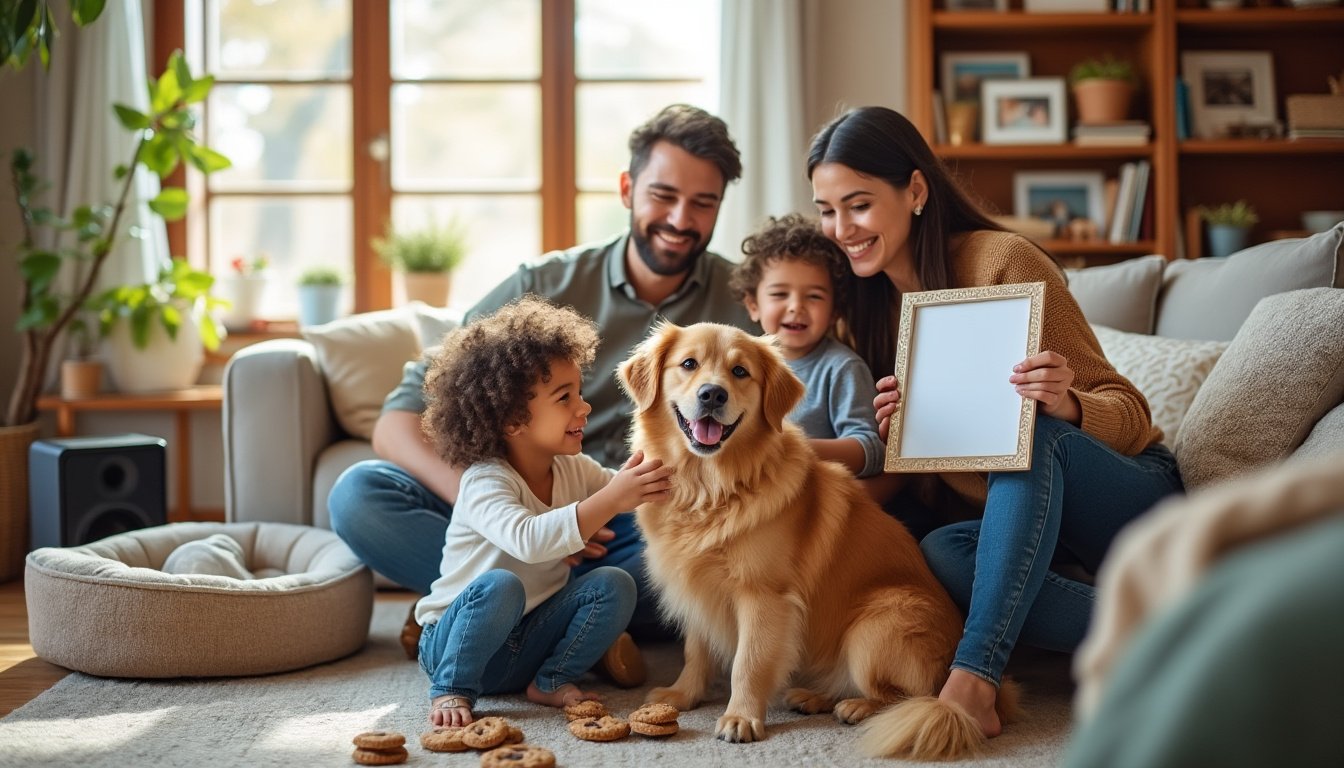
top-left (372, 219), bottom-right (468, 307)
top-left (296, 266), bottom-right (344, 327)
top-left (218, 253), bottom-right (270, 331)
top-left (1199, 200), bottom-right (1259, 259)
top-left (1069, 55), bottom-right (1138, 125)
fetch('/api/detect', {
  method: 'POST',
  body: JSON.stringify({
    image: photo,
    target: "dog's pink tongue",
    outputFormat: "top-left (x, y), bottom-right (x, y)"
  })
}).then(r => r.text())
top-left (692, 417), bottom-right (723, 445)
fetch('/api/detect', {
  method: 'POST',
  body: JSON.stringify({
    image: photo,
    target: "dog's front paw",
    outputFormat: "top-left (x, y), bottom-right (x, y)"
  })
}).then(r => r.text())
top-left (784, 687), bottom-right (834, 715)
top-left (834, 697), bottom-right (880, 724)
top-left (645, 686), bottom-right (697, 711)
top-left (715, 714), bottom-right (765, 743)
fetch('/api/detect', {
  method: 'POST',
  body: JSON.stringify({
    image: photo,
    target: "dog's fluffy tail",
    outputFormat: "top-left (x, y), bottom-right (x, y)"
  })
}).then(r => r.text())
top-left (857, 681), bottom-right (1022, 761)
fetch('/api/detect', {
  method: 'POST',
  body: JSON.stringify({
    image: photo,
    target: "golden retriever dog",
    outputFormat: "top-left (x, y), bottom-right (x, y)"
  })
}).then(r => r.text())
top-left (618, 322), bottom-right (1018, 760)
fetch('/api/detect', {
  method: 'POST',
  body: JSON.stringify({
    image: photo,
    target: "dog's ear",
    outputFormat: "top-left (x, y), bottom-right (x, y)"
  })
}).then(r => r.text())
top-left (619, 322), bottom-right (679, 413)
top-left (759, 337), bottom-right (805, 432)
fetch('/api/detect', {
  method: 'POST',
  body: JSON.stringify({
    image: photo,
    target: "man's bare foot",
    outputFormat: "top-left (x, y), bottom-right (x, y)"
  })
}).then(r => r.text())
top-left (526, 681), bottom-right (599, 710)
top-left (429, 694), bottom-right (473, 727)
top-left (938, 669), bottom-right (1002, 738)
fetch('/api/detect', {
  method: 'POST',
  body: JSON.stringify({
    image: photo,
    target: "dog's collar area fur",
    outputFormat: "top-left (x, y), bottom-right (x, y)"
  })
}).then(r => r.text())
top-left (673, 405), bottom-right (740, 455)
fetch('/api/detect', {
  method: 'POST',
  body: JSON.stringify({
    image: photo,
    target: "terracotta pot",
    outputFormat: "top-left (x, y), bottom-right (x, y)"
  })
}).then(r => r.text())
top-left (1073, 79), bottom-right (1135, 125)
top-left (400, 271), bottom-right (452, 307)
top-left (60, 359), bottom-right (103, 399)
top-left (0, 421), bottom-right (40, 582)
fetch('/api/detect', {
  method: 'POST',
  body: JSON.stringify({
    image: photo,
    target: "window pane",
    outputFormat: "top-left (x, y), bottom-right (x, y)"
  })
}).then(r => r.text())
top-left (575, 83), bottom-right (715, 190)
top-left (210, 196), bottom-right (353, 319)
top-left (577, 192), bottom-right (628, 247)
top-left (576, 0), bottom-right (719, 80)
top-left (208, 0), bottom-right (351, 79)
top-left (208, 84), bottom-right (352, 191)
top-left (392, 84), bottom-right (540, 191)
top-left (392, 195), bottom-right (541, 312)
top-left (391, 0), bottom-right (540, 79)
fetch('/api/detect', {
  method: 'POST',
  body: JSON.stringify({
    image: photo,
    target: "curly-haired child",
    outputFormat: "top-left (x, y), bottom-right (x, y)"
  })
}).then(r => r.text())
top-left (730, 213), bottom-right (886, 478)
top-left (414, 295), bottom-right (673, 727)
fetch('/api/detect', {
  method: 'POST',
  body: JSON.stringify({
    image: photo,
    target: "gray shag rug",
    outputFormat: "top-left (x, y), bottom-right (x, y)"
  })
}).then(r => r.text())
top-left (0, 596), bottom-right (1075, 767)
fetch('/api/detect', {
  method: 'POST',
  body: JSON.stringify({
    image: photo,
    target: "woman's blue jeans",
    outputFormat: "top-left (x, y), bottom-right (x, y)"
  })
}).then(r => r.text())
top-left (418, 567), bottom-right (636, 703)
top-left (327, 460), bottom-right (667, 637)
top-left (920, 415), bottom-right (1183, 686)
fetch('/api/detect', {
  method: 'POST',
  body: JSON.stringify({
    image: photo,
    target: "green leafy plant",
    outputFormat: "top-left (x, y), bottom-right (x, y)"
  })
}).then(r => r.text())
top-left (1, 0), bottom-right (105, 70)
top-left (298, 266), bottom-right (345, 286)
top-left (1069, 55), bottom-right (1138, 86)
top-left (5, 49), bottom-right (230, 426)
top-left (86, 258), bottom-right (227, 351)
top-left (1199, 200), bottom-right (1260, 227)
top-left (372, 219), bottom-right (468, 274)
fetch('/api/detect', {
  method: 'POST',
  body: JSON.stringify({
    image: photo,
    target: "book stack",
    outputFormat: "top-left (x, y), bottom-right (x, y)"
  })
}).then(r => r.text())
top-left (1108, 160), bottom-right (1151, 244)
top-left (1073, 121), bottom-right (1151, 146)
top-left (1285, 95), bottom-right (1344, 140)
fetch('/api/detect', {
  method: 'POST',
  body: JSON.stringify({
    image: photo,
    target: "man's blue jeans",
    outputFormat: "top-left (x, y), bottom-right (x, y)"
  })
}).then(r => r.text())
top-left (920, 416), bottom-right (1183, 686)
top-left (327, 460), bottom-right (667, 637)
top-left (418, 567), bottom-right (636, 703)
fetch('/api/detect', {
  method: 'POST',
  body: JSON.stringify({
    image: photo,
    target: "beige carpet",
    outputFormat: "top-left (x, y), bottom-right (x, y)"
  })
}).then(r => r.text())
top-left (0, 596), bottom-right (1075, 767)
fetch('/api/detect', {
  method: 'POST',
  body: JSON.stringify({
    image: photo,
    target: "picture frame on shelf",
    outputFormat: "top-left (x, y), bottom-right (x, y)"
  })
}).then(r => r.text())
top-left (1013, 171), bottom-right (1107, 238)
top-left (941, 52), bottom-right (1030, 105)
top-left (946, 0), bottom-right (1008, 10)
top-left (982, 78), bottom-right (1068, 145)
top-left (1181, 51), bottom-right (1277, 140)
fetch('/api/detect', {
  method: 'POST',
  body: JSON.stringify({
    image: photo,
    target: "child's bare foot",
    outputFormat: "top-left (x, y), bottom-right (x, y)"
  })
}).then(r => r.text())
top-left (526, 681), bottom-right (599, 710)
top-left (938, 669), bottom-right (1002, 738)
top-left (429, 694), bottom-right (473, 727)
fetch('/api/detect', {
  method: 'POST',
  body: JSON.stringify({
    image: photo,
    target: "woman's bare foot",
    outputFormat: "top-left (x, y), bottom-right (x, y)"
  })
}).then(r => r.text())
top-left (525, 681), bottom-right (599, 709)
top-left (429, 694), bottom-right (474, 727)
top-left (939, 669), bottom-right (1002, 738)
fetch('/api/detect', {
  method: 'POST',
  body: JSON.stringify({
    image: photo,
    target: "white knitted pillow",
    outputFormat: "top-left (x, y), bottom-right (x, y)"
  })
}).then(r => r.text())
top-left (1091, 325), bottom-right (1229, 446)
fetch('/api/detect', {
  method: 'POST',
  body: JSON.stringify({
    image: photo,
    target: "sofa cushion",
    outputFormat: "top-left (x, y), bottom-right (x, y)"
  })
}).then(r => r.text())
top-left (1290, 401), bottom-right (1344, 464)
top-left (1092, 325), bottom-right (1229, 446)
top-left (410, 301), bottom-right (464, 349)
top-left (303, 307), bottom-right (421, 440)
top-left (1155, 225), bottom-right (1343, 341)
top-left (1067, 255), bottom-right (1166, 334)
top-left (1174, 288), bottom-right (1344, 489)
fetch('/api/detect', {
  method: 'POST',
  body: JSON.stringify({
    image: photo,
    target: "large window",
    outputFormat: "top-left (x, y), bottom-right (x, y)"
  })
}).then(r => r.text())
top-left (165, 0), bottom-right (719, 318)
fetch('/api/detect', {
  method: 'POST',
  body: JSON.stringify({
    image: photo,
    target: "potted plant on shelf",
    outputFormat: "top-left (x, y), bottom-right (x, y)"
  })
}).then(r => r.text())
top-left (217, 253), bottom-right (270, 332)
top-left (296, 266), bottom-right (345, 327)
top-left (372, 218), bottom-right (468, 307)
top-left (1199, 200), bottom-right (1259, 259)
top-left (1069, 55), bottom-right (1138, 125)
top-left (59, 313), bottom-right (103, 400)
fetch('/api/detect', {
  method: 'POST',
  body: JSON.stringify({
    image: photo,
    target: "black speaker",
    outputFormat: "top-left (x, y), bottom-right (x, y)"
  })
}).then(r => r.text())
top-left (29, 433), bottom-right (168, 550)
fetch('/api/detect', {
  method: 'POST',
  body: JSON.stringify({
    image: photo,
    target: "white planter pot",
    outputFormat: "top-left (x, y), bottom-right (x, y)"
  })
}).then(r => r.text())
top-left (102, 301), bottom-right (205, 393)
top-left (218, 275), bottom-right (269, 331)
top-left (399, 271), bottom-right (451, 307)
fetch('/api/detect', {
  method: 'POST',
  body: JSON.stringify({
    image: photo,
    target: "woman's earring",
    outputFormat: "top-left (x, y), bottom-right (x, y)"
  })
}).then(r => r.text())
top-left (914, 204), bottom-right (924, 217)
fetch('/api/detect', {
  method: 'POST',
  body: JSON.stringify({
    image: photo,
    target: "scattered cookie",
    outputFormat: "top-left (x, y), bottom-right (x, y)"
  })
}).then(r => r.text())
top-left (352, 731), bottom-right (406, 751)
top-left (419, 725), bottom-right (469, 753)
top-left (568, 715), bottom-right (631, 742)
top-left (479, 743), bottom-right (556, 768)
top-left (461, 716), bottom-right (510, 749)
top-left (630, 719), bottom-right (680, 738)
top-left (628, 702), bottom-right (679, 724)
top-left (352, 746), bottom-right (408, 765)
top-left (505, 724), bottom-right (525, 744)
top-left (563, 699), bottom-right (609, 722)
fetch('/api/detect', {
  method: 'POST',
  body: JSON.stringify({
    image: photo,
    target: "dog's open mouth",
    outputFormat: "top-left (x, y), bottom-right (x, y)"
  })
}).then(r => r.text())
top-left (674, 406), bottom-right (740, 453)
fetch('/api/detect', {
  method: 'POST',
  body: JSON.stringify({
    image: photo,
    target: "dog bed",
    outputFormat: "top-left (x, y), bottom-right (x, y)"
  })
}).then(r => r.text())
top-left (24, 521), bottom-right (374, 678)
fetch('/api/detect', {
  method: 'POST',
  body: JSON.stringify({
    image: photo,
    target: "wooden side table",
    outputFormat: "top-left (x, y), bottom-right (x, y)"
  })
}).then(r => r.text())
top-left (36, 386), bottom-right (224, 523)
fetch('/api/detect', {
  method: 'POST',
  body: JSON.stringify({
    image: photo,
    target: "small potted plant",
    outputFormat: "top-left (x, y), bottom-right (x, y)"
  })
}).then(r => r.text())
top-left (296, 266), bottom-right (345, 327)
top-left (372, 219), bottom-right (468, 307)
top-left (59, 314), bottom-right (104, 399)
top-left (1069, 54), bottom-right (1138, 125)
top-left (1199, 200), bottom-right (1259, 258)
top-left (218, 253), bottom-right (270, 332)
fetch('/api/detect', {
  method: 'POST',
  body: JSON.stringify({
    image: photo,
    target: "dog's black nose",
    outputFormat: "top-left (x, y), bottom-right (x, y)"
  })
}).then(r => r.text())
top-left (698, 384), bottom-right (728, 409)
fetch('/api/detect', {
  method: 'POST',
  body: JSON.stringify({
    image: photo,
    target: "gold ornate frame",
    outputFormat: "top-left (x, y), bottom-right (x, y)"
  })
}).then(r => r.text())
top-left (885, 281), bottom-right (1044, 473)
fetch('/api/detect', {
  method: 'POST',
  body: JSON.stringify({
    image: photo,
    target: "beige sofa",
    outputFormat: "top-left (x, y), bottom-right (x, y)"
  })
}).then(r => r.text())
top-left (223, 225), bottom-right (1344, 528)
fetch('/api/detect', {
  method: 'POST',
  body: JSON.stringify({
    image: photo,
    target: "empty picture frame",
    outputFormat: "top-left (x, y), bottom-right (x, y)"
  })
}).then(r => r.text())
top-left (885, 282), bottom-right (1044, 473)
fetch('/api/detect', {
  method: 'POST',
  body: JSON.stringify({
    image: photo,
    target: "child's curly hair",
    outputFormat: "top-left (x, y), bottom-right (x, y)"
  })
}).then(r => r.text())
top-left (421, 295), bottom-right (599, 467)
top-left (730, 212), bottom-right (850, 313)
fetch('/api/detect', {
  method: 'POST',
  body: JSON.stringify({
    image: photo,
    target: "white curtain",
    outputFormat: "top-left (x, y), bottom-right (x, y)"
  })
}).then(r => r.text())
top-left (713, 0), bottom-right (813, 262)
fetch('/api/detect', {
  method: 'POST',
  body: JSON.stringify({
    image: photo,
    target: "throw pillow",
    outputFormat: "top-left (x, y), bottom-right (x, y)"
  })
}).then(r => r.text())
top-left (1092, 325), bottom-right (1229, 446)
top-left (1067, 255), bottom-right (1166, 334)
top-left (302, 307), bottom-right (421, 440)
top-left (161, 533), bottom-right (254, 579)
top-left (409, 301), bottom-right (464, 349)
top-left (1174, 288), bottom-right (1344, 489)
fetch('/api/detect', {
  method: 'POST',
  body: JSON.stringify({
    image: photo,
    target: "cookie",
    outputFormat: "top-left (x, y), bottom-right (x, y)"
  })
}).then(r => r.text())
top-left (506, 724), bottom-right (525, 744)
top-left (461, 716), bottom-right (510, 749)
top-left (630, 719), bottom-right (680, 737)
top-left (352, 746), bottom-right (408, 765)
top-left (351, 731), bottom-right (406, 750)
top-left (563, 699), bottom-right (609, 721)
top-left (568, 715), bottom-right (630, 742)
top-left (479, 743), bottom-right (556, 768)
top-left (628, 702), bottom-right (679, 724)
top-left (419, 726), bottom-right (469, 753)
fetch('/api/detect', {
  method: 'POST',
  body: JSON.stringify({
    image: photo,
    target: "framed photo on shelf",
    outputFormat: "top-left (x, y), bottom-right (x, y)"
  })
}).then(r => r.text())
top-left (982, 78), bottom-right (1067, 144)
top-left (885, 282), bottom-right (1044, 474)
top-left (1181, 51), bottom-right (1277, 139)
top-left (941, 52), bottom-right (1030, 105)
top-left (1013, 171), bottom-right (1107, 236)
top-left (946, 0), bottom-right (1008, 10)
